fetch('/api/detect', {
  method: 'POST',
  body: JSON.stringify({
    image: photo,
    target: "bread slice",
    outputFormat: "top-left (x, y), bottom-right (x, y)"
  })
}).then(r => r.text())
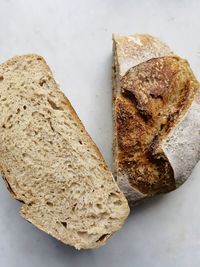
top-left (0, 54), bottom-right (129, 249)
top-left (112, 34), bottom-right (200, 204)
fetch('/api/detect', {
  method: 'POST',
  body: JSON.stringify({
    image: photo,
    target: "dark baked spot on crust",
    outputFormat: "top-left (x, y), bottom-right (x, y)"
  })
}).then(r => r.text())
top-left (116, 98), bottom-right (146, 150)
top-left (120, 57), bottom-right (196, 124)
top-left (116, 56), bottom-right (199, 195)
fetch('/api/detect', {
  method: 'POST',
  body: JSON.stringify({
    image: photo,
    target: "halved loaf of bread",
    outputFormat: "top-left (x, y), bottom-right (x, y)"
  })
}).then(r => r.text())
top-left (0, 54), bottom-right (129, 249)
top-left (113, 34), bottom-right (200, 205)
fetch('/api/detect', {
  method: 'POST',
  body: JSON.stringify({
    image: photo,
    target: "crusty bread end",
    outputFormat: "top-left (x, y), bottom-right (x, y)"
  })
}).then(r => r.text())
top-left (113, 34), bottom-right (200, 205)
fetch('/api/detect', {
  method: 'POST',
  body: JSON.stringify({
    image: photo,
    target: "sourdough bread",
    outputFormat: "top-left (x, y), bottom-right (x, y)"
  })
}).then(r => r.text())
top-left (112, 34), bottom-right (200, 204)
top-left (0, 54), bottom-right (129, 249)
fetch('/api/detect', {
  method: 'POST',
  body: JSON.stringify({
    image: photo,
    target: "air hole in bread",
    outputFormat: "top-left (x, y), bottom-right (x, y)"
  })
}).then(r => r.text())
top-left (39, 78), bottom-right (47, 86)
top-left (160, 124), bottom-right (164, 130)
top-left (79, 140), bottom-right (83, 145)
top-left (72, 203), bottom-right (77, 211)
top-left (23, 105), bottom-right (27, 110)
top-left (109, 192), bottom-right (122, 204)
top-left (96, 233), bottom-right (110, 242)
top-left (113, 200), bottom-right (122, 206)
top-left (0, 76), bottom-right (3, 81)
top-left (7, 115), bottom-right (12, 122)
top-left (47, 98), bottom-right (63, 111)
top-left (77, 231), bottom-right (91, 240)
top-left (100, 212), bottom-right (109, 218)
top-left (109, 192), bottom-right (119, 197)
top-left (46, 201), bottom-right (53, 207)
top-left (8, 124), bottom-right (13, 129)
top-left (87, 215), bottom-right (95, 220)
top-left (61, 221), bottom-right (67, 228)
top-left (96, 203), bottom-right (102, 209)
top-left (28, 201), bottom-right (35, 206)
top-left (49, 120), bottom-right (55, 132)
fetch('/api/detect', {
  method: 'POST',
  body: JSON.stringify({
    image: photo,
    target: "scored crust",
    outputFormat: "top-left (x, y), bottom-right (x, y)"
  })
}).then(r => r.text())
top-left (113, 33), bottom-right (173, 77)
top-left (113, 34), bottom-right (200, 204)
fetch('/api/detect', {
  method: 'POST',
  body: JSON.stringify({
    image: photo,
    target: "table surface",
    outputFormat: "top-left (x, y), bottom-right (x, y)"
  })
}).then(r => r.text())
top-left (1, 0), bottom-right (200, 266)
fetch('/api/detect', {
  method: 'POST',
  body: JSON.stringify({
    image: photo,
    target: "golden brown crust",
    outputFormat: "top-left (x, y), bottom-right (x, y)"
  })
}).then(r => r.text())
top-left (121, 56), bottom-right (195, 121)
top-left (116, 97), bottom-right (175, 194)
top-left (115, 56), bottom-right (199, 195)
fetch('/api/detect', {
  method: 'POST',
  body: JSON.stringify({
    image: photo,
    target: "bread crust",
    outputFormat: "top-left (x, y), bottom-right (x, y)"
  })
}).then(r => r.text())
top-left (113, 33), bottom-right (172, 77)
top-left (113, 34), bottom-right (200, 204)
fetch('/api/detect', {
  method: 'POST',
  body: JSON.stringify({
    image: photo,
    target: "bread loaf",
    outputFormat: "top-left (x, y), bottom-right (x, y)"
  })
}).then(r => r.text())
top-left (112, 34), bottom-right (200, 204)
top-left (0, 54), bottom-right (129, 249)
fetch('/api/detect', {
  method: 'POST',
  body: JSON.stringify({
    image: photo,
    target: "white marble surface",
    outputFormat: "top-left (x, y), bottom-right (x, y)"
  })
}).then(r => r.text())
top-left (0, 0), bottom-right (200, 266)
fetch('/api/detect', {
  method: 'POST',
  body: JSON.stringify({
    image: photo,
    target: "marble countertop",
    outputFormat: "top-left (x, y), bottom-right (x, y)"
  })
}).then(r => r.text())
top-left (0, 0), bottom-right (200, 266)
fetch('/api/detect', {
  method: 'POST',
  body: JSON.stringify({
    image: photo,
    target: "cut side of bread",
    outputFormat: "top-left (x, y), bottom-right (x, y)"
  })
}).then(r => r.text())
top-left (112, 34), bottom-right (200, 205)
top-left (0, 54), bottom-right (129, 249)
